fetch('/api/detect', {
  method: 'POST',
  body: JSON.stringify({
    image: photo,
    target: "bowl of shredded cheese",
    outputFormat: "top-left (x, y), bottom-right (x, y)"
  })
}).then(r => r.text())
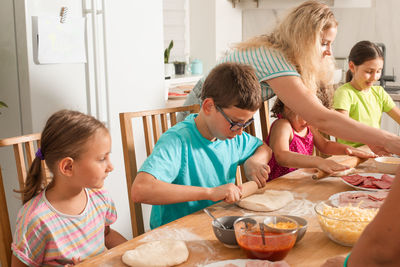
top-left (314, 200), bottom-right (378, 246)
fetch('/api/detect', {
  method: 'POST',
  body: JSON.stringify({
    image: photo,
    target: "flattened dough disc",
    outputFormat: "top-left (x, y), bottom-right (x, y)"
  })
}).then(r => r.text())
top-left (122, 240), bottom-right (189, 267)
top-left (237, 190), bottom-right (294, 212)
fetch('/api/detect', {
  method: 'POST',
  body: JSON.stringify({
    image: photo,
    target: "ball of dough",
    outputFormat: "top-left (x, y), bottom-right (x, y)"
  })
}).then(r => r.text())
top-left (122, 240), bottom-right (189, 267)
top-left (237, 190), bottom-right (294, 212)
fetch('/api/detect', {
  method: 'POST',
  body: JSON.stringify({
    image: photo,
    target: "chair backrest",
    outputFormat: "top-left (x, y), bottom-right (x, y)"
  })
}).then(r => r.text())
top-left (244, 100), bottom-right (270, 141)
top-left (0, 133), bottom-right (51, 267)
top-left (119, 104), bottom-right (200, 237)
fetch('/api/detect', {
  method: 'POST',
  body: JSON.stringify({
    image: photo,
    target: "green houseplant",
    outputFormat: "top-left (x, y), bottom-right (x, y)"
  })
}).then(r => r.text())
top-left (164, 40), bottom-right (174, 64)
top-left (164, 40), bottom-right (174, 78)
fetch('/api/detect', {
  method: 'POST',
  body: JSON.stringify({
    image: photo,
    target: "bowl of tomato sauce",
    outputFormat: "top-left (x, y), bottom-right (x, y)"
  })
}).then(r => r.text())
top-left (233, 215), bottom-right (298, 261)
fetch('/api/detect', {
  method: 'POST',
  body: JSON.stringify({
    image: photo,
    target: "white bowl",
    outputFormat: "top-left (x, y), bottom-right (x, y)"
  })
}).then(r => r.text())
top-left (374, 157), bottom-right (400, 174)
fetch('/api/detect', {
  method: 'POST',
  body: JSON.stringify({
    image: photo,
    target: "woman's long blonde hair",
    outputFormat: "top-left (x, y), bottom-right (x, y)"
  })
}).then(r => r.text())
top-left (235, 0), bottom-right (338, 94)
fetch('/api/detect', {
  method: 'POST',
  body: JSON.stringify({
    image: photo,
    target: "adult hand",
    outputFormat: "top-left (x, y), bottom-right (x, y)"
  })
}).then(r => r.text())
top-left (320, 256), bottom-right (346, 267)
top-left (317, 158), bottom-right (349, 174)
top-left (368, 144), bottom-right (391, 156)
top-left (210, 183), bottom-right (242, 203)
top-left (345, 147), bottom-right (376, 159)
top-left (243, 160), bottom-right (270, 188)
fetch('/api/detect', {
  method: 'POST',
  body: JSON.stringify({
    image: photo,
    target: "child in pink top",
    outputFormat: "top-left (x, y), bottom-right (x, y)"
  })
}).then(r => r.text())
top-left (11, 110), bottom-right (127, 267)
top-left (266, 98), bottom-right (375, 180)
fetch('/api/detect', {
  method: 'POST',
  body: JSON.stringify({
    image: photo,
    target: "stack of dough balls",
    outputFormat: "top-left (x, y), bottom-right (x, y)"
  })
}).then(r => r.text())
top-left (122, 240), bottom-right (189, 267)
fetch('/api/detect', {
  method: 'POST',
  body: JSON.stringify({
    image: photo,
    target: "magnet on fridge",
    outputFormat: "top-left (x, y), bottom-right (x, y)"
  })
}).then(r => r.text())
top-left (60, 7), bottom-right (68, 23)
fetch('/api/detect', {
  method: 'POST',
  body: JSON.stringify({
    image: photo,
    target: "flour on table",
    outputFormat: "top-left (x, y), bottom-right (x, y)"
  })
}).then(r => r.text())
top-left (237, 190), bottom-right (294, 212)
top-left (140, 227), bottom-right (202, 242)
top-left (273, 198), bottom-right (315, 217)
top-left (140, 227), bottom-right (215, 255)
top-left (122, 240), bottom-right (189, 267)
top-left (330, 167), bottom-right (356, 177)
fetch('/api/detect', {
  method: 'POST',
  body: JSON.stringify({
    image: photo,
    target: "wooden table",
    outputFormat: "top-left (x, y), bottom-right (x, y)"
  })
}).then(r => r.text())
top-left (77, 155), bottom-right (378, 267)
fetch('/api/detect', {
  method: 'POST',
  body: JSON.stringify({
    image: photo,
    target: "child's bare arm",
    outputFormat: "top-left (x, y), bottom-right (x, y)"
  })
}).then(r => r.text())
top-left (131, 172), bottom-right (242, 204)
top-left (243, 144), bottom-right (272, 187)
top-left (387, 106), bottom-right (400, 125)
top-left (270, 120), bottom-right (348, 173)
top-left (104, 226), bottom-right (127, 249)
top-left (270, 120), bottom-right (321, 168)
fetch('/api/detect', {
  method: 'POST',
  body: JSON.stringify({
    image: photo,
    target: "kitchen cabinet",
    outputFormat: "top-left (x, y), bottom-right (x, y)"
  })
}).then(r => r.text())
top-left (381, 94), bottom-right (400, 135)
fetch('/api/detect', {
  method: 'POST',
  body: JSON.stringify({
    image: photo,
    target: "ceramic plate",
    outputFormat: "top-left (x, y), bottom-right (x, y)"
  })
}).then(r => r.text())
top-left (202, 259), bottom-right (275, 267)
top-left (329, 190), bottom-right (365, 207)
top-left (340, 173), bottom-right (389, 192)
top-left (168, 92), bottom-right (187, 99)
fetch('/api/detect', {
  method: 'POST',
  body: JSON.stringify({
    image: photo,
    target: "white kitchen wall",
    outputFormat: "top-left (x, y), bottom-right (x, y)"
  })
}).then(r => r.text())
top-left (190, 0), bottom-right (242, 74)
top-left (163, 0), bottom-right (189, 63)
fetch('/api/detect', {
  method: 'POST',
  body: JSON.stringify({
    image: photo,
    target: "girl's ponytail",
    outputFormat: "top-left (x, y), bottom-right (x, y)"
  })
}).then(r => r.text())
top-left (346, 69), bottom-right (353, 83)
top-left (20, 156), bottom-right (44, 204)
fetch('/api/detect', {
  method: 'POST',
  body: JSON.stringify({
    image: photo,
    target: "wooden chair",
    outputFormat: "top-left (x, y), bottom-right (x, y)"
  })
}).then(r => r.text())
top-left (119, 104), bottom-right (201, 237)
top-left (244, 100), bottom-right (270, 141)
top-left (0, 133), bottom-right (51, 267)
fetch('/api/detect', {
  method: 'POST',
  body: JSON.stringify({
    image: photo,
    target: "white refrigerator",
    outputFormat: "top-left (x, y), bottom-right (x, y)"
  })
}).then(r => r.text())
top-left (0, 0), bottom-right (166, 238)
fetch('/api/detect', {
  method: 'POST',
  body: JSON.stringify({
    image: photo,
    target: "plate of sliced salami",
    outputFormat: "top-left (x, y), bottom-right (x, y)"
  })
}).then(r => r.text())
top-left (329, 190), bottom-right (389, 209)
top-left (341, 173), bottom-right (394, 191)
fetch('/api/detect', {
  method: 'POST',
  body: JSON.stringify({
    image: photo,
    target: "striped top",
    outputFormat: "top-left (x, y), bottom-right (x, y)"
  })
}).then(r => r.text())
top-left (191, 47), bottom-right (299, 102)
top-left (12, 188), bottom-right (117, 267)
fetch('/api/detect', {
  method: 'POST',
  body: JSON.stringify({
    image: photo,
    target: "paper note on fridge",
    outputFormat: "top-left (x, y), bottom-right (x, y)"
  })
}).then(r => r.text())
top-left (33, 16), bottom-right (86, 64)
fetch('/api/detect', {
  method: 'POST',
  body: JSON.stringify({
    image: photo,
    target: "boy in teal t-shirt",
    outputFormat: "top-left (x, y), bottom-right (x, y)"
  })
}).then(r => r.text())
top-left (131, 62), bottom-right (272, 229)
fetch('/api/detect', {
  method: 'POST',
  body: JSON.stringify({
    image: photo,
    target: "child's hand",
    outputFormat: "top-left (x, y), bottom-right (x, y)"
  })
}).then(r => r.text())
top-left (345, 147), bottom-right (377, 158)
top-left (64, 257), bottom-right (82, 267)
top-left (318, 158), bottom-right (349, 174)
top-left (243, 161), bottom-right (270, 188)
top-left (367, 144), bottom-right (391, 156)
top-left (210, 183), bottom-right (242, 203)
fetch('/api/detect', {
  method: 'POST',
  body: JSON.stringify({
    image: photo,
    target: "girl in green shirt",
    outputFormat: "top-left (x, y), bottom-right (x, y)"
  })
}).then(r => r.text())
top-left (333, 40), bottom-right (400, 151)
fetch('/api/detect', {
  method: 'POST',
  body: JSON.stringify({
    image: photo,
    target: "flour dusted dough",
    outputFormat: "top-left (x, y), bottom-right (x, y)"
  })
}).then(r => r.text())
top-left (237, 190), bottom-right (294, 212)
top-left (122, 240), bottom-right (189, 267)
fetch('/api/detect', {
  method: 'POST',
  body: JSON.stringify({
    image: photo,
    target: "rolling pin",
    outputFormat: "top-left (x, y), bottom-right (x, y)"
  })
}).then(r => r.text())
top-left (240, 181), bottom-right (268, 198)
top-left (311, 156), bottom-right (368, 180)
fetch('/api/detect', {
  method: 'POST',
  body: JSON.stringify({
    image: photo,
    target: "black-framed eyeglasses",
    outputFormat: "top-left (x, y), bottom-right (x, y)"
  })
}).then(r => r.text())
top-left (215, 106), bottom-right (254, 132)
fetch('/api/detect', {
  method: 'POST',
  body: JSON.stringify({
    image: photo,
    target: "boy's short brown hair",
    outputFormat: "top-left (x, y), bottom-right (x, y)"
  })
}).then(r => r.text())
top-left (200, 62), bottom-right (261, 111)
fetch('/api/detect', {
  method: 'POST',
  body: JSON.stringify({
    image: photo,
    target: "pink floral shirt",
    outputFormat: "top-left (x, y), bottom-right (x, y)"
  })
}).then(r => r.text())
top-left (266, 119), bottom-right (314, 180)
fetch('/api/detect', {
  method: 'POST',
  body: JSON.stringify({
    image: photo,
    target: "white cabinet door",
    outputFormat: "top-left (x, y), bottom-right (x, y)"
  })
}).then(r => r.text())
top-left (381, 100), bottom-right (400, 135)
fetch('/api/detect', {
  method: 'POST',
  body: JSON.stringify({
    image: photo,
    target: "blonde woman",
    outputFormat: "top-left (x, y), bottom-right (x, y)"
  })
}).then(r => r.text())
top-left (179, 0), bottom-right (400, 155)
